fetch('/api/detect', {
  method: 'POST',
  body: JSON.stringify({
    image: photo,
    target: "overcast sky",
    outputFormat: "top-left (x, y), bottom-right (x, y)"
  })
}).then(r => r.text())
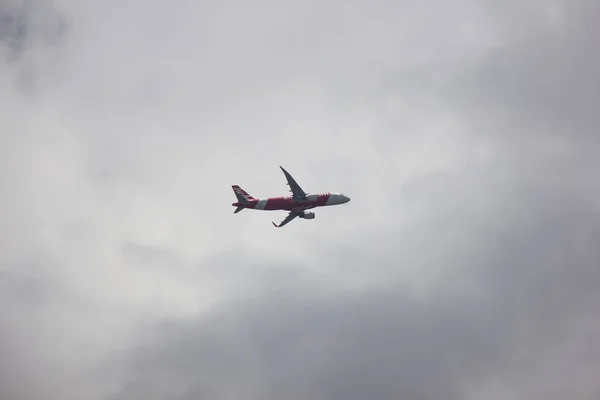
top-left (1, 0), bottom-right (599, 399)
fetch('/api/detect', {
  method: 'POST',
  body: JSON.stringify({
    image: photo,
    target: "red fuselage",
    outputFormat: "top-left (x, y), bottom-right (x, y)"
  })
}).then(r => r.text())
top-left (233, 192), bottom-right (349, 213)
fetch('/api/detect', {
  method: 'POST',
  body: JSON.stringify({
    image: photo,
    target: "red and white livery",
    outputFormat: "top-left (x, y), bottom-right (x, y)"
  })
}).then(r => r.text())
top-left (232, 166), bottom-right (351, 228)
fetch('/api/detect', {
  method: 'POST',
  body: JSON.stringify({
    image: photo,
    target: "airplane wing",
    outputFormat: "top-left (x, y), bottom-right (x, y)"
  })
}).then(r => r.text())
top-left (280, 166), bottom-right (307, 201)
top-left (272, 212), bottom-right (299, 228)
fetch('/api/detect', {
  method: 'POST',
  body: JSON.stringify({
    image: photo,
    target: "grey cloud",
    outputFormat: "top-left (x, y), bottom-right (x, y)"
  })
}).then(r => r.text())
top-left (0, 1), bottom-right (66, 59)
top-left (111, 172), bottom-right (600, 399)
top-left (108, 1), bottom-right (600, 398)
top-left (1, 0), bottom-right (67, 95)
top-left (0, 4), bottom-right (27, 53)
top-left (2, 0), bottom-right (599, 399)
top-left (445, 0), bottom-right (600, 142)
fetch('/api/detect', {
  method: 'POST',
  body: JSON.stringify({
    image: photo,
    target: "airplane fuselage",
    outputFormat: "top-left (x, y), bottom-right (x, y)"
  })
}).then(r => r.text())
top-left (232, 192), bottom-right (349, 213)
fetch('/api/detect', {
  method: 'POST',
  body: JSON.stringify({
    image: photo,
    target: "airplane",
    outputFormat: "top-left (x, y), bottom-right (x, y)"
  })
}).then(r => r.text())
top-left (231, 166), bottom-right (351, 228)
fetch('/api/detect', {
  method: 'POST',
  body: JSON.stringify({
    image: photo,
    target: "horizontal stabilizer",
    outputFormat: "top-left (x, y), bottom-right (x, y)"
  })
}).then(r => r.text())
top-left (234, 206), bottom-right (244, 213)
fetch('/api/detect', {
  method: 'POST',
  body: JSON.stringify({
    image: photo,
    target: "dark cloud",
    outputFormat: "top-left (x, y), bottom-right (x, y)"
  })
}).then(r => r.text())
top-left (0, 3), bottom-right (28, 54)
top-left (107, 1), bottom-right (600, 398)
top-left (0, 0), bottom-right (67, 94)
top-left (109, 158), bottom-right (600, 399)
top-left (447, 0), bottom-right (600, 143)
top-left (0, 1), bottom-right (66, 51)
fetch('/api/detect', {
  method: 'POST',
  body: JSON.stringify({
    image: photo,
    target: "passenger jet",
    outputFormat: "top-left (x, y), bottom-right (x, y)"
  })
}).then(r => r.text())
top-left (231, 166), bottom-right (350, 227)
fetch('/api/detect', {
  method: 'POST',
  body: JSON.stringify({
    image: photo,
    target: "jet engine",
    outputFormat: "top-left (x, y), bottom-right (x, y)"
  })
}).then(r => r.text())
top-left (300, 212), bottom-right (315, 219)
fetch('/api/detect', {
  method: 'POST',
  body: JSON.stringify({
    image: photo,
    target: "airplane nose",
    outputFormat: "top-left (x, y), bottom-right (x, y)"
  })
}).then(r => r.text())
top-left (343, 195), bottom-right (350, 203)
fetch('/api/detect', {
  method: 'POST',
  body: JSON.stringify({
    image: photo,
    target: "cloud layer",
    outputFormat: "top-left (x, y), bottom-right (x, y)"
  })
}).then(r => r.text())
top-left (2, 1), bottom-right (599, 399)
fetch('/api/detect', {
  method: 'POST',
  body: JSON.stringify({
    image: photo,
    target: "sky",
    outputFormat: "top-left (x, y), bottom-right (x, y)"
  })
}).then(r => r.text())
top-left (1, 0), bottom-right (599, 399)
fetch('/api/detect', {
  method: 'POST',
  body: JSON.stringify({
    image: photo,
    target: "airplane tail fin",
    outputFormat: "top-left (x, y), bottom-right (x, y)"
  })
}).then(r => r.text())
top-left (231, 185), bottom-right (255, 204)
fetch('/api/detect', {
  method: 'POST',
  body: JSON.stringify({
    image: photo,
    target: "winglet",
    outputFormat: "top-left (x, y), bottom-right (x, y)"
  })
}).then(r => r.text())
top-left (272, 221), bottom-right (279, 227)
